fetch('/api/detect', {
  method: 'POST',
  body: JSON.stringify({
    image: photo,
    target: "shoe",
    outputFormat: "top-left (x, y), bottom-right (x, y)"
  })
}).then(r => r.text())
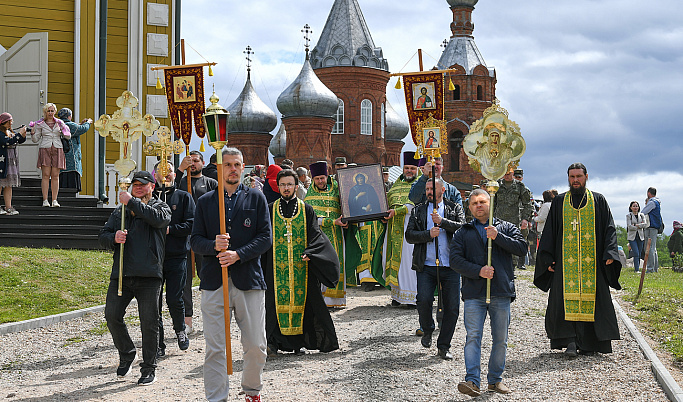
top-left (51, 200), bottom-right (60, 207)
top-left (267, 344), bottom-right (278, 357)
top-left (137, 371), bottom-right (156, 386)
top-left (361, 282), bottom-right (376, 292)
top-left (156, 347), bottom-right (165, 358)
top-left (245, 394), bottom-right (261, 402)
top-left (5, 207), bottom-right (18, 216)
top-left (517, 265), bottom-right (526, 270)
top-left (564, 341), bottom-right (577, 357)
top-left (391, 300), bottom-right (401, 307)
top-left (437, 348), bottom-right (453, 360)
top-left (186, 324), bottom-right (194, 335)
top-left (488, 382), bottom-right (511, 394)
top-left (176, 330), bottom-right (189, 350)
top-left (293, 348), bottom-right (305, 356)
top-left (578, 350), bottom-right (595, 356)
top-left (415, 328), bottom-right (424, 336)
top-left (42, 200), bottom-right (50, 207)
top-left (116, 353), bottom-right (136, 377)
top-left (0, 207), bottom-right (6, 215)
top-left (421, 331), bottom-right (432, 348)
top-left (458, 381), bottom-right (481, 397)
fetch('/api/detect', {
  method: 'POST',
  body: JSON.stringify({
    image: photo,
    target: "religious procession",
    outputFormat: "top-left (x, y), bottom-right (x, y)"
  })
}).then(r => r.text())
top-left (1, 0), bottom-right (681, 401)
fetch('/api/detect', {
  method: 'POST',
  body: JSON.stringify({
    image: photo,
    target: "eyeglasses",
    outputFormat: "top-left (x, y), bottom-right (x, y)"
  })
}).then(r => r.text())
top-left (278, 183), bottom-right (295, 188)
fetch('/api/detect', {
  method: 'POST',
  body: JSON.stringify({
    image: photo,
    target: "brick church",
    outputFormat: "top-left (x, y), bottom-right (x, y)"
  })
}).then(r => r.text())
top-left (228, 0), bottom-right (495, 188)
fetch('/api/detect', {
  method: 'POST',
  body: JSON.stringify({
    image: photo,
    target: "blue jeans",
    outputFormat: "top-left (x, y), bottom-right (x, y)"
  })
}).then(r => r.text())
top-left (105, 277), bottom-right (162, 374)
top-left (629, 236), bottom-right (643, 272)
top-left (159, 256), bottom-right (187, 349)
top-left (416, 265), bottom-right (460, 350)
top-left (463, 297), bottom-right (511, 388)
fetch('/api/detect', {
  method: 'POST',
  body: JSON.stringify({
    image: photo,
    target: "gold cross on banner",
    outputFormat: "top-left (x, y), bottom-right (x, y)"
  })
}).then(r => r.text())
top-left (571, 218), bottom-right (579, 231)
top-left (94, 91), bottom-right (161, 177)
top-left (144, 126), bottom-right (184, 178)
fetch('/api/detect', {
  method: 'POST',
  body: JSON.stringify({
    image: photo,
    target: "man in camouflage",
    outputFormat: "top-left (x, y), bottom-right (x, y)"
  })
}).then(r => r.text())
top-left (514, 169), bottom-right (537, 265)
top-left (493, 168), bottom-right (533, 269)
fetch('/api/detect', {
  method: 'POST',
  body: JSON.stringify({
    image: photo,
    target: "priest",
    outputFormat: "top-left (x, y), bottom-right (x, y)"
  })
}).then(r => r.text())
top-left (264, 169), bottom-right (340, 355)
top-left (534, 163), bottom-right (622, 356)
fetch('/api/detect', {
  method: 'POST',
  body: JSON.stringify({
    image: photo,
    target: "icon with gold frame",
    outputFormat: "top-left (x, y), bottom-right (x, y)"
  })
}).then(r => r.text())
top-left (414, 113), bottom-right (448, 159)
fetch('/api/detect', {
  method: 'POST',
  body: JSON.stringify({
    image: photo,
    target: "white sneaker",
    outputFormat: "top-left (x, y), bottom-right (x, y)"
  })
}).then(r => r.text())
top-left (5, 207), bottom-right (18, 216)
top-left (0, 207), bottom-right (6, 215)
top-left (51, 200), bottom-right (60, 207)
top-left (42, 200), bottom-right (50, 207)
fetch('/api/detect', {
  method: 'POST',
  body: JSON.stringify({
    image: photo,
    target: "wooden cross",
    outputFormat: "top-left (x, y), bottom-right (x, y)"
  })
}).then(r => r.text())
top-left (571, 218), bottom-right (579, 231)
top-left (94, 91), bottom-right (160, 177)
top-left (144, 126), bottom-right (184, 178)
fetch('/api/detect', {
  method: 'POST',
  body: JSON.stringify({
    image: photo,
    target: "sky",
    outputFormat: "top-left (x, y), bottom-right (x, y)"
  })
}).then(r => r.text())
top-left (180, 0), bottom-right (683, 230)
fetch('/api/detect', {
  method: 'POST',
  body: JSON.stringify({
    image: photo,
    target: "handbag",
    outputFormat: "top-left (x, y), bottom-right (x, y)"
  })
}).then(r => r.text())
top-left (61, 136), bottom-right (71, 153)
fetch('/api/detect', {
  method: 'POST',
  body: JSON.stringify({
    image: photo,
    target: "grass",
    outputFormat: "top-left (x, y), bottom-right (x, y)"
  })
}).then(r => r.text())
top-left (620, 267), bottom-right (683, 362)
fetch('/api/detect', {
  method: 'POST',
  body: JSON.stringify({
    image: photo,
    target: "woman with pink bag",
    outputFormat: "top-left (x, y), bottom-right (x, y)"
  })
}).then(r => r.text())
top-left (30, 103), bottom-right (71, 207)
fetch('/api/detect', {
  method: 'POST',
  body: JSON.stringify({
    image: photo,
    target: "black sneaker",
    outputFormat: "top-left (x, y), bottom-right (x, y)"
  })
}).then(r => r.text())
top-left (138, 371), bottom-right (156, 386)
top-left (177, 330), bottom-right (189, 351)
top-left (156, 347), bottom-right (166, 358)
top-left (116, 353), bottom-right (136, 377)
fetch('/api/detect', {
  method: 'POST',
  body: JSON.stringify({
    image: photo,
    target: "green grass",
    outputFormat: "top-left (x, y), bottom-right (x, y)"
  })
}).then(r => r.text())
top-left (620, 267), bottom-right (683, 362)
top-left (0, 247), bottom-right (112, 324)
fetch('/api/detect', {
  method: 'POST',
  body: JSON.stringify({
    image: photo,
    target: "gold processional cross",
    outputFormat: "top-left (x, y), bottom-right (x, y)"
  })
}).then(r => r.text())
top-left (144, 126), bottom-right (184, 178)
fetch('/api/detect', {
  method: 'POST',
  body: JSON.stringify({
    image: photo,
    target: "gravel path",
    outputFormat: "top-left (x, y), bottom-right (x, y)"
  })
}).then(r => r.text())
top-left (0, 270), bottom-right (673, 401)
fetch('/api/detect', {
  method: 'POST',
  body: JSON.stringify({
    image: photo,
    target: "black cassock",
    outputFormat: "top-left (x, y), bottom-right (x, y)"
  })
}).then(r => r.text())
top-left (264, 197), bottom-right (340, 353)
top-left (534, 190), bottom-right (622, 353)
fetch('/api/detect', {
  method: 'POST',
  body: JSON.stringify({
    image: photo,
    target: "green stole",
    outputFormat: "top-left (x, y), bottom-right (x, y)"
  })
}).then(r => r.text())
top-left (562, 189), bottom-right (597, 322)
top-left (304, 180), bottom-right (347, 298)
top-left (356, 221), bottom-right (381, 276)
top-left (272, 198), bottom-right (308, 335)
top-left (383, 176), bottom-right (415, 286)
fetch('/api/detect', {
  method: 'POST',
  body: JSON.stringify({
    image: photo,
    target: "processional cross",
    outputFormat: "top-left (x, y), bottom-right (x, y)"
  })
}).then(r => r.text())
top-left (144, 126), bottom-right (184, 178)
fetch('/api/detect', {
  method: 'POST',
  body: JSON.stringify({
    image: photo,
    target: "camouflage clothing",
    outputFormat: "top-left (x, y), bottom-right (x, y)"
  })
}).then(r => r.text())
top-left (493, 179), bottom-right (533, 226)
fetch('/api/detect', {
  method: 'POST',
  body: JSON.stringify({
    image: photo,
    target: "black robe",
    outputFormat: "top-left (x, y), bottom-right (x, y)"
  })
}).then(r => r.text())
top-left (534, 190), bottom-right (622, 353)
top-left (264, 197), bottom-right (340, 353)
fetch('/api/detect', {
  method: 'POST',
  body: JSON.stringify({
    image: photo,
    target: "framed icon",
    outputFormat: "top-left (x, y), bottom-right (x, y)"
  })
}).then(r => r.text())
top-left (172, 75), bottom-right (197, 103)
top-left (337, 163), bottom-right (389, 224)
top-left (412, 82), bottom-right (436, 110)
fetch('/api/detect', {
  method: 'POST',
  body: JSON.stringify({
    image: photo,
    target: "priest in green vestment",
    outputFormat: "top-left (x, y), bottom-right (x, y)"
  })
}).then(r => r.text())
top-left (304, 161), bottom-right (360, 308)
top-left (534, 163), bottom-right (622, 356)
top-left (264, 169), bottom-right (340, 355)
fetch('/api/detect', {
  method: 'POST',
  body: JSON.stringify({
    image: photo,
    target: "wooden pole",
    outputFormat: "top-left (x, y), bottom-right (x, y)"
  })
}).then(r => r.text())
top-left (215, 150), bottom-right (233, 375)
top-left (636, 238), bottom-right (652, 301)
top-left (117, 179), bottom-right (131, 296)
top-left (418, 49), bottom-right (424, 72)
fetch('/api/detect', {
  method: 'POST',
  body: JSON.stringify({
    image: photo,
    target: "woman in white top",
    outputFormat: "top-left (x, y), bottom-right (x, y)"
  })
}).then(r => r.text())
top-left (626, 201), bottom-right (647, 272)
top-left (533, 190), bottom-right (552, 239)
top-left (31, 103), bottom-right (71, 207)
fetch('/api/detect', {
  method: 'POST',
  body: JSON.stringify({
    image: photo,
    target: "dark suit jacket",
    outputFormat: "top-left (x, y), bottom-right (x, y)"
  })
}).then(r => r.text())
top-left (191, 184), bottom-right (272, 291)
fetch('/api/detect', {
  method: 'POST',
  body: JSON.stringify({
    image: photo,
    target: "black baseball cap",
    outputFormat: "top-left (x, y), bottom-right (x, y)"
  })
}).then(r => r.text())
top-left (132, 170), bottom-right (155, 184)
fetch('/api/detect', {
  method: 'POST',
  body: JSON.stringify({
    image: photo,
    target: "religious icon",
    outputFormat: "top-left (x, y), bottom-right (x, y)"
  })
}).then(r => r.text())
top-left (337, 164), bottom-right (388, 224)
top-left (173, 75), bottom-right (197, 103)
top-left (413, 83), bottom-right (435, 110)
top-left (423, 127), bottom-right (440, 149)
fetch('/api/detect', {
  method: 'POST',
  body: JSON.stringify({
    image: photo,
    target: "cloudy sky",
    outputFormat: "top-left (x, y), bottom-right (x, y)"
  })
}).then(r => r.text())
top-left (181, 0), bottom-right (683, 229)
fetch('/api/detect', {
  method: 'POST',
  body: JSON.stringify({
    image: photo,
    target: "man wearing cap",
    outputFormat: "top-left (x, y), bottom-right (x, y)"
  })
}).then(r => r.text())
top-left (99, 170), bottom-right (172, 386)
top-left (334, 156), bottom-right (347, 173)
top-left (372, 152), bottom-right (422, 307)
top-left (494, 168), bottom-right (533, 270)
top-left (408, 157), bottom-right (463, 207)
top-left (514, 169), bottom-right (537, 265)
top-left (305, 160), bottom-right (359, 308)
top-left (383, 167), bottom-right (393, 192)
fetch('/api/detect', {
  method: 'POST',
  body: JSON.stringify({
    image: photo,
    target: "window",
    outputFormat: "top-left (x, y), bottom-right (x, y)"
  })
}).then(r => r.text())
top-left (332, 99), bottom-right (344, 134)
top-left (360, 99), bottom-right (372, 135)
top-left (381, 103), bottom-right (385, 138)
top-left (477, 85), bottom-right (483, 100)
top-left (453, 84), bottom-right (460, 100)
top-left (449, 130), bottom-right (464, 171)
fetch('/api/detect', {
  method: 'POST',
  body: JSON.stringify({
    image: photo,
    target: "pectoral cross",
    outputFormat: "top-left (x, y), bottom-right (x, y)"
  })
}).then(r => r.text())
top-left (94, 91), bottom-right (161, 177)
top-left (325, 208), bottom-right (331, 218)
top-left (284, 222), bottom-right (293, 243)
top-left (571, 218), bottom-right (579, 231)
top-left (144, 126), bottom-right (184, 178)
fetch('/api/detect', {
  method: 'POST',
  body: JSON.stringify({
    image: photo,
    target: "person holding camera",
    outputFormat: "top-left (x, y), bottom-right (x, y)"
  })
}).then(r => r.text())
top-left (0, 113), bottom-right (27, 215)
top-left (57, 108), bottom-right (92, 192)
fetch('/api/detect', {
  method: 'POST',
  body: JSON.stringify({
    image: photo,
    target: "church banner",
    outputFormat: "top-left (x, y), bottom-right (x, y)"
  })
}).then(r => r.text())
top-left (402, 72), bottom-right (445, 147)
top-left (163, 66), bottom-right (206, 144)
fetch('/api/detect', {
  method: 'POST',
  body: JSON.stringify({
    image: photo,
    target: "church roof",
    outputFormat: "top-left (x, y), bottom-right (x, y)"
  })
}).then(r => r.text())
top-left (276, 57), bottom-right (339, 118)
top-left (310, 0), bottom-right (388, 71)
top-left (447, 0), bottom-right (479, 7)
top-left (436, 36), bottom-right (495, 77)
top-left (384, 100), bottom-right (409, 141)
top-left (226, 72), bottom-right (278, 134)
top-left (269, 124), bottom-right (287, 158)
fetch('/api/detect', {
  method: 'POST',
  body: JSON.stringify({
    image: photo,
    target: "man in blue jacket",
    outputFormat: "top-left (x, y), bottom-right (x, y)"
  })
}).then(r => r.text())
top-left (191, 147), bottom-right (272, 402)
top-left (450, 188), bottom-right (527, 397)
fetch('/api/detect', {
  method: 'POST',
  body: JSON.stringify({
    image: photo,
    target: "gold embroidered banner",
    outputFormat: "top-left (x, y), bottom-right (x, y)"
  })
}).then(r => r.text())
top-left (163, 66), bottom-right (206, 145)
top-left (402, 72), bottom-right (445, 147)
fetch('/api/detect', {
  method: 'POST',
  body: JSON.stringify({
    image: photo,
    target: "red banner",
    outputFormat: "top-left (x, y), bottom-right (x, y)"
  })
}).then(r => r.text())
top-left (402, 72), bottom-right (444, 146)
top-left (163, 66), bottom-right (206, 145)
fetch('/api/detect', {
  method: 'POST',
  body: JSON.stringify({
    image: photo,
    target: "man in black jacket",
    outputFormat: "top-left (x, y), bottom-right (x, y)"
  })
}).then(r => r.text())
top-left (406, 178), bottom-right (465, 360)
top-left (153, 161), bottom-right (195, 357)
top-left (450, 189), bottom-right (527, 397)
top-left (191, 147), bottom-right (272, 402)
top-left (99, 170), bottom-right (171, 386)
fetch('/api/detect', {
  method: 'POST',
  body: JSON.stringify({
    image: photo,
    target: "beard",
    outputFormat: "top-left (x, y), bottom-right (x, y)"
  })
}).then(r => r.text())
top-left (281, 192), bottom-right (296, 201)
top-left (569, 182), bottom-right (586, 196)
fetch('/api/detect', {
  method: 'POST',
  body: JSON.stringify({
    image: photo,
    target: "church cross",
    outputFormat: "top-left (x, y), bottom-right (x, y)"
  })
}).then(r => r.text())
top-left (144, 126), bottom-right (184, 178)
top-left (441, 39), bottom-right (449, 49)
top-left (570, 218), bottom-right (579, 231)
top-left (244, 46), bottom-right (253, 71)
top-left (95, 91), bottom-right (160, 177)
top-left (302, 24), bottom-right (312, 52)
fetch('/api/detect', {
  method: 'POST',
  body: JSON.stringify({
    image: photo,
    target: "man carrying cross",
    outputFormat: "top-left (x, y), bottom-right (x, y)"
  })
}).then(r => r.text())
top-left (534, 163), bottom-right (622, 357)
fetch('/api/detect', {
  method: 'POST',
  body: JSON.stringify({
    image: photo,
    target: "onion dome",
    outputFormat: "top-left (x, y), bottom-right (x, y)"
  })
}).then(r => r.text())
top-left (269, 124), bottom-right (286, 158)
top-left (384, 101), bottom-right (409, 141)
top-left (447, 0), bottom-right (478, 7)
top-left (276, 57), bottom-right (339, 118)
top-left (226, 72), bottom-right (277, 134)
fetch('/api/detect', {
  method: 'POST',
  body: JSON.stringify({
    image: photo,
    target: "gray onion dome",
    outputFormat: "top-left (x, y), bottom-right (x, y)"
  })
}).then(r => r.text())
top-left (384, 101), bottom-right (409, 141)
top-left (226, 73), bottom-right (277, 134)
top-left (276, 58), bottom-right (339, 118)
top-left (269, 124), bottom-right (286, 158)
top-left (447, 0), bottom-right (478, 7)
